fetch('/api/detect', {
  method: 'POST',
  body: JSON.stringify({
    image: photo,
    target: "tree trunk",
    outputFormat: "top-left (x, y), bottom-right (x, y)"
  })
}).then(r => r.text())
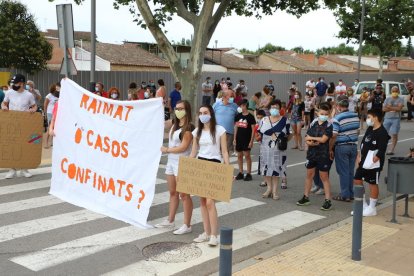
top-left (378, 55), bottom-right (383, 79)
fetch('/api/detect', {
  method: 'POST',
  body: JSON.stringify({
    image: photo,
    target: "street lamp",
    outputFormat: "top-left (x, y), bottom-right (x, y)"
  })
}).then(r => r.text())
top-left (357, 0), bottom-right (366, 80)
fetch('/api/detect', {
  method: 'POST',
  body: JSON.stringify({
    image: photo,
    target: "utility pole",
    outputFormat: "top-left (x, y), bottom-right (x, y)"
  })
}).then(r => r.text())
top-left (90, 0), bottom-right (96, 91)
top-left (357, 0), bottom-right (366, 80)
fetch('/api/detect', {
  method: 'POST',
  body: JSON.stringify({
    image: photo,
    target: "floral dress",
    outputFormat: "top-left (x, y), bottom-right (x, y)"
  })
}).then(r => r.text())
top-left (258, 116), bottom-right (290, 177)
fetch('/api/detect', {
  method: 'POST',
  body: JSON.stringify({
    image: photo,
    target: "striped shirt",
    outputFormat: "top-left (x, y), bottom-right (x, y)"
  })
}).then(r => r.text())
top-left (333, 111), bottom-right (360, 144)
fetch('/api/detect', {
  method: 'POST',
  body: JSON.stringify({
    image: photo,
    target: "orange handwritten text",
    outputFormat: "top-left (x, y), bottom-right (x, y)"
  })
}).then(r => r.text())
top-left (79, 94), bottom-right (133, 122)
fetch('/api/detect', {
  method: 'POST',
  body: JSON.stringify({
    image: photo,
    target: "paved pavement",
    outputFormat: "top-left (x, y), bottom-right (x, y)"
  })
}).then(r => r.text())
top-left (0, 122), bottom-right (413, 275)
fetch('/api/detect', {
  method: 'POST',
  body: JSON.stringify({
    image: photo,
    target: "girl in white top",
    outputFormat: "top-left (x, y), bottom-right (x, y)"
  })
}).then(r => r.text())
top-left (190, 105), bottom-right (230, 246)
top-left (44, 83), bottom-right (60, 148)
top-left (156, 100), bottom-right (194, 235)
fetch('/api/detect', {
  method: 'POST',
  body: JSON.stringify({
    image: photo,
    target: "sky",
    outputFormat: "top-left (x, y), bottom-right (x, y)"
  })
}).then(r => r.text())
top-left (19, 0), bottom-right (349, 51)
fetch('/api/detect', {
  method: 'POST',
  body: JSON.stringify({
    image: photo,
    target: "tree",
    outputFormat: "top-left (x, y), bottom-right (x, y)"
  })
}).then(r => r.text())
top-left (315, 43), bottom-right (355, 56)
top-left (334, 0), bottom-right (414, 77)
top-left (0, 1), bottom-right (52, 73)
top-left (406, 37), bottom-right (413, 57)
top-left (64, 0), bottom-right (346, 107)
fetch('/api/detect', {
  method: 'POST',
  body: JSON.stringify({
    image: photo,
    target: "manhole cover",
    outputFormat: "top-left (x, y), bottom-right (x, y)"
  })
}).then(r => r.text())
top-left (142, 242), bottom-right (202, 263)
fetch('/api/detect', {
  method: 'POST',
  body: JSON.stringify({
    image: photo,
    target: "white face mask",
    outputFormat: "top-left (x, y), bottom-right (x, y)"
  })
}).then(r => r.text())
top-left (111, 94), bottom-right (118, 99)
top-left (237, 107), bottom-right (242, 113)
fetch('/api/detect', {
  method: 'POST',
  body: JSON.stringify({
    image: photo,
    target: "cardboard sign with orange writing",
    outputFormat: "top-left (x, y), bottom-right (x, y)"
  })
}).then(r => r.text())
top-left (0, 111), bottom-right (43, 169)
top-left (177, 156), bottom-right (234, 202)
top-left (50, 78), bottom-right (164, 228)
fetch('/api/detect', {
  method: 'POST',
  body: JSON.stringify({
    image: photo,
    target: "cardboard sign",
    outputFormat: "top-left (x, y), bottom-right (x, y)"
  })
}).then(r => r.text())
top-left (0, 111), bottom-right (43, 169)
top-left (177, 156), bottom-right (234, 202)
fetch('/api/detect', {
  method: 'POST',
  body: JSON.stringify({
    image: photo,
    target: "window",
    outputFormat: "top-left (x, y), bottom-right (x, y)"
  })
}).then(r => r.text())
top-left (356, 83), bottom-right (376, 94)
top-left (400, 84), bottom-right (409, 95)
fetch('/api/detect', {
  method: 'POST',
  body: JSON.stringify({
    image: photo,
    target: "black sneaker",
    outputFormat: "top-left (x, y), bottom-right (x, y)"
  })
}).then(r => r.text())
top-left (296, 195), bottom-right (310, 206)
top-left (235, 172), bottom-right (244, 180)
top-left (244, 173), bottom-right (252, 181)
top-left (321, 199), bottom-right (332, 211)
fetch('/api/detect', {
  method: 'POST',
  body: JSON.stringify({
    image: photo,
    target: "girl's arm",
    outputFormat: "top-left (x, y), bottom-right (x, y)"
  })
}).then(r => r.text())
top-left (190, 136), bottom-right (198, 158)
top-left (44, 98), bottom-right (50, 114)
top-left (161, 131), bottom-right (193, 154)
top-left (220, 134), bottom-right (229, 165)
top-left (233, 123), bottom-right (238, 145)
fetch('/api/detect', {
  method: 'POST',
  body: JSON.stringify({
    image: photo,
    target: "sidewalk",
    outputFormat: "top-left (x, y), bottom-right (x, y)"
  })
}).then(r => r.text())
top-left (233, 198), bottom-right (414, 276)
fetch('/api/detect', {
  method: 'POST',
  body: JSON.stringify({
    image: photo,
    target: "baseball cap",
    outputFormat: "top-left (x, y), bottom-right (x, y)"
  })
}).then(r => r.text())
top-left (337, 95), bottom-right (349, 107)
top-left (11, 74), bottom-right (26, 84)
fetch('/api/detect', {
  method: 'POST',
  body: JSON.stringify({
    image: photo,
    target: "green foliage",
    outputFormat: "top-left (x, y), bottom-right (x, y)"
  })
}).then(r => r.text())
top-left (334, 0), bottom-right (414, 57)
top-left (406, 37), bottom-right (412, 57)
top-left (315, 43), bottom-right (355, 56)
top-left (257, 43), bottom-right (286, 54)
top-left (0, 1), bottom-right (52, 73)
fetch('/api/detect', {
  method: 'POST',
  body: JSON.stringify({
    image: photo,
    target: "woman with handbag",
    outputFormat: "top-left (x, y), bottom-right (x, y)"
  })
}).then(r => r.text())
top-left (258, 99), bottom-right (291, 200)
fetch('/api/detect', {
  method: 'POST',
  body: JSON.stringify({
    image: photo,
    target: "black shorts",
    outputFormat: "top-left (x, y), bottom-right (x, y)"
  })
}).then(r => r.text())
top-left (305, 158), bottom-right (331, 172)
top-left (235, 137), bottom-right (251, 152)
top-left (304, 111), bottom-right (310, 116)
top-left (354, 167), bottom-right (381, 185)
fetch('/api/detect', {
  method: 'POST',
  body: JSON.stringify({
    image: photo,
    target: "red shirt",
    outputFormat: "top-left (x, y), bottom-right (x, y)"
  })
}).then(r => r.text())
top-left (101, 91), bottom-right (109, 98)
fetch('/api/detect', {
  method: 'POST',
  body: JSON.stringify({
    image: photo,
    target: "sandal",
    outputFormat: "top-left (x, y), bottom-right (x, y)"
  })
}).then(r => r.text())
top-left (332, 195), bottom-right (351, 202)
top-left (259, 182), bottom-right (267, 187)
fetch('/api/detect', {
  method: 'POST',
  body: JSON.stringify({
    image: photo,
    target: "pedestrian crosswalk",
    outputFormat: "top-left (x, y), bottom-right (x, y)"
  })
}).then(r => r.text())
top-left (1, 157), bottom-right (326, 275)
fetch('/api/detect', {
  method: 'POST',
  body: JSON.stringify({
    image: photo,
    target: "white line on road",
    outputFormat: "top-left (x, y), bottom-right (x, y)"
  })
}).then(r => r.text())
top-left (0, 180), bottom-right (50, 196)
top-left (10, 197), bottom-right (264, 272)
top-left (105, 210), bottom-right (325, 276)
top-left (0, 167), bottom-right (51, 180)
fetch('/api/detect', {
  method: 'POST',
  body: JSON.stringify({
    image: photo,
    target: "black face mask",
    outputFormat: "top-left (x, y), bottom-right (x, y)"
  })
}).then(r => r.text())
top-left (54, 92), bottom-right (60, 98)
top-left (12, 85), bottom-right (20, 91)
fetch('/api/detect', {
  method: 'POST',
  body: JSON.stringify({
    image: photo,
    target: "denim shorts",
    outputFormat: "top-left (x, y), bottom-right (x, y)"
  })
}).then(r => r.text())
top-left (383, 118), bottom-right (400, 135)
top-left (290, 118), bottom-right (303, 125)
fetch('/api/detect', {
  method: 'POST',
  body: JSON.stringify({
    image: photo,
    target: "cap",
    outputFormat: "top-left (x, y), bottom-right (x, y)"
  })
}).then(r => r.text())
top-left (337, 95), bottom-right (349, 107)
top-left (11, 74), bottom-right (25, 84)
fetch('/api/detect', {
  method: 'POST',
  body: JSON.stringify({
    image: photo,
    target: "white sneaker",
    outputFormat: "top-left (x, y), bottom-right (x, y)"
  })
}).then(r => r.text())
top-left (208, 235), bottom-right (218, 246)
top-left (315, 188), bottom-right (325, 195)
top-left (351, 205), bottom-right (368, 216)
top-left (310, 186), bottom-right (320, 193)
top-left (173, 224), bottom-right (192, 235)
top-left (193, 232), bottom-right (209, 243)
top-left (363, 206), bottom-right (377, 217)
top-left (154, 219), bottom-right (175, 228)
top-left (5, 169), bottom-right (16, 179)
top-left (21, 169), bottom-right (32, 178)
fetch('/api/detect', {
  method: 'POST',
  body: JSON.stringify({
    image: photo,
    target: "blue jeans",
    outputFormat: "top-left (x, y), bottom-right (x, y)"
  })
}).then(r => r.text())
top-left (334, 144), bottom-right (357, 198)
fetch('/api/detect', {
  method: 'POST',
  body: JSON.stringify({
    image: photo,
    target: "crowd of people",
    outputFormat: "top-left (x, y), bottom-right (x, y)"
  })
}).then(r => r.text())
top-left (1, 73), bottom-right (413, 246)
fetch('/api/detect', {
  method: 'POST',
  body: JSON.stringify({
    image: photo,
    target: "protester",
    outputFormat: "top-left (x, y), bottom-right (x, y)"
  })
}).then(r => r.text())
top-left (95, 82), bottom-right (108, 98)
top-left (359, 87), bottom-right (370, 130)
top-left (148, 80), bottom-right (157, 96)
top-left (304, 90), bottom-right (315, 129)
top-left (352, 79), bottom-right (359, 92)
top-left (305, 78), bottom-right (316, 94)
top-left (235, 80), bottom-right (248, 96)
top-left (258, 86), bottom-right (272, 115)
top-left (249, 92), bottom-right (261, 117)
top-left (234, 99), bottom-right (256, 181)
top-left (258, 99), bottom-right (290, 200)
top-left (213, 90), bottom-right (238, 154)
top-left (354, 109), bottom-right (389, 216)
top-left (330, 95), bottom-right (360, 202)
top-left (190, 105), bottom-right (229, 246)
top-left (326, 82), bottom-right (336, 102)
top-left (220, 77), bottom-right (228, 92)
top-left (406, 81), bottom-right (414, 121)
top-left (297, 102), bottom-right (333, 211)
top-left (156, 79), bottom-right (169, 120)
top-left (370, 84), bottom-right (386, 112)
top-left (254, 110), bottom-right (266, 187)
top-left (44, 83), bottom-right (60, 148)
top-left (168, 82), bottom-right (182, 112)
top-left (201, 77), bottom-right (213, 105)
top-left (315, 77), bottom-right (328, 107)
top-left (213, 80), bottom-right (221, 102)
top-left (156, 100), bottom-right (194, 234)
top-left (127, 82), bottom-right (138, 100)
top-left (108, 87), bottom-right (121, 100)
top-left (290, 91), bottom-right (305, 150)
top-left (26, 80), bottom-right (42, 108)
top-left (1, 74), bottom-right (37, 179)
top-left (383, 86), bottom-right (404, 155)
top-left (335, 79), bottom-right (347, 99)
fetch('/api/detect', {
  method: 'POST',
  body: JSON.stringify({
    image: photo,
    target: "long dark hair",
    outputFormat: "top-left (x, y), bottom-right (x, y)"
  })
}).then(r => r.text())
top-left (196, 104), bottom-right (217, 144)
top-left (170, 100), bottom-right (193, 139)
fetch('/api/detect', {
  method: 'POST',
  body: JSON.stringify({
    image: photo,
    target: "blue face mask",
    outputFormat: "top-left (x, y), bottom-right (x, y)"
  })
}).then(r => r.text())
top-left (229, 98), bottom-right (234, 104)
top-left (270, 108), bottom-right (279, 116)
top-left (319, 115), bottom-right (328, 122)
top-left (25, 84), bottom-right (30, 90)
top-left (199, 114), bottom-right (211, 124)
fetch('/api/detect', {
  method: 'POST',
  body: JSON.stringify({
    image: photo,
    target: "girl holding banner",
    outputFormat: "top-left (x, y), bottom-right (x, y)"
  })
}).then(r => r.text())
top-left (156, 100), bottom-right (194, 235)
top-left (190, 105), bottom-right (230, 247)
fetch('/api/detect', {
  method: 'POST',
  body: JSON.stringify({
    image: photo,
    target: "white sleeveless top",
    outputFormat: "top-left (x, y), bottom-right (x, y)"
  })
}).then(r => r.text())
top-left (168, 127), bottom-right (192, 161)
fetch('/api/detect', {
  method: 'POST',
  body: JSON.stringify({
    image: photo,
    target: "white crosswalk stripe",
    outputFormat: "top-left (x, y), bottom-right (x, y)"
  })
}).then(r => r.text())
top-left (10, 197), bottom-right (264, 271)
top-left (105, 211), bottom-right (324, 276)
top-left (0, 166), bottom-right (51, 179)
top-left (0, 180), bottom-right (51, 195)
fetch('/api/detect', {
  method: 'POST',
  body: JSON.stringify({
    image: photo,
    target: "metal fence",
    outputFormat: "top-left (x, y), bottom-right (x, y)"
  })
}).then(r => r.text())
top-left (2, 68), bottom-right (413, 106)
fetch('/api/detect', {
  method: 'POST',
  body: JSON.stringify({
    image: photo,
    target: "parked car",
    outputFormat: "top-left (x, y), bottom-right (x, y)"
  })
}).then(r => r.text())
top-left (354, 81), bottom-right (409, 114)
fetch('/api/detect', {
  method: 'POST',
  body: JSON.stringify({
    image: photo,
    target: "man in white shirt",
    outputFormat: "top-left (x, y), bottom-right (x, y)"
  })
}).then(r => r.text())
top-left (1, 74), bottom-right (37, 179)
top-left (335, 79), bottom-right (347, 99)
top-left (305, 79), bottom-right (316, 93)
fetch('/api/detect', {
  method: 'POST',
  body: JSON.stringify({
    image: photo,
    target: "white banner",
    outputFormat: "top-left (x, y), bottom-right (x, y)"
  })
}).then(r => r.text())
top-left (50, 78), bottom-right (164, 228)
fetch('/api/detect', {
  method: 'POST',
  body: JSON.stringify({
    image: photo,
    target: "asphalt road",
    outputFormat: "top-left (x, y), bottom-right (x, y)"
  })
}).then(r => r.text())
top-left (0, 122), bottom-right (413, 276)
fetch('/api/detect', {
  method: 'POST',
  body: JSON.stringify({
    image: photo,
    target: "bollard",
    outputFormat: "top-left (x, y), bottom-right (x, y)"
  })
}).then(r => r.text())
top-left (219, 227), bottom-right (233, 276)
top-left (352, 185), bottom-right (364, 261)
